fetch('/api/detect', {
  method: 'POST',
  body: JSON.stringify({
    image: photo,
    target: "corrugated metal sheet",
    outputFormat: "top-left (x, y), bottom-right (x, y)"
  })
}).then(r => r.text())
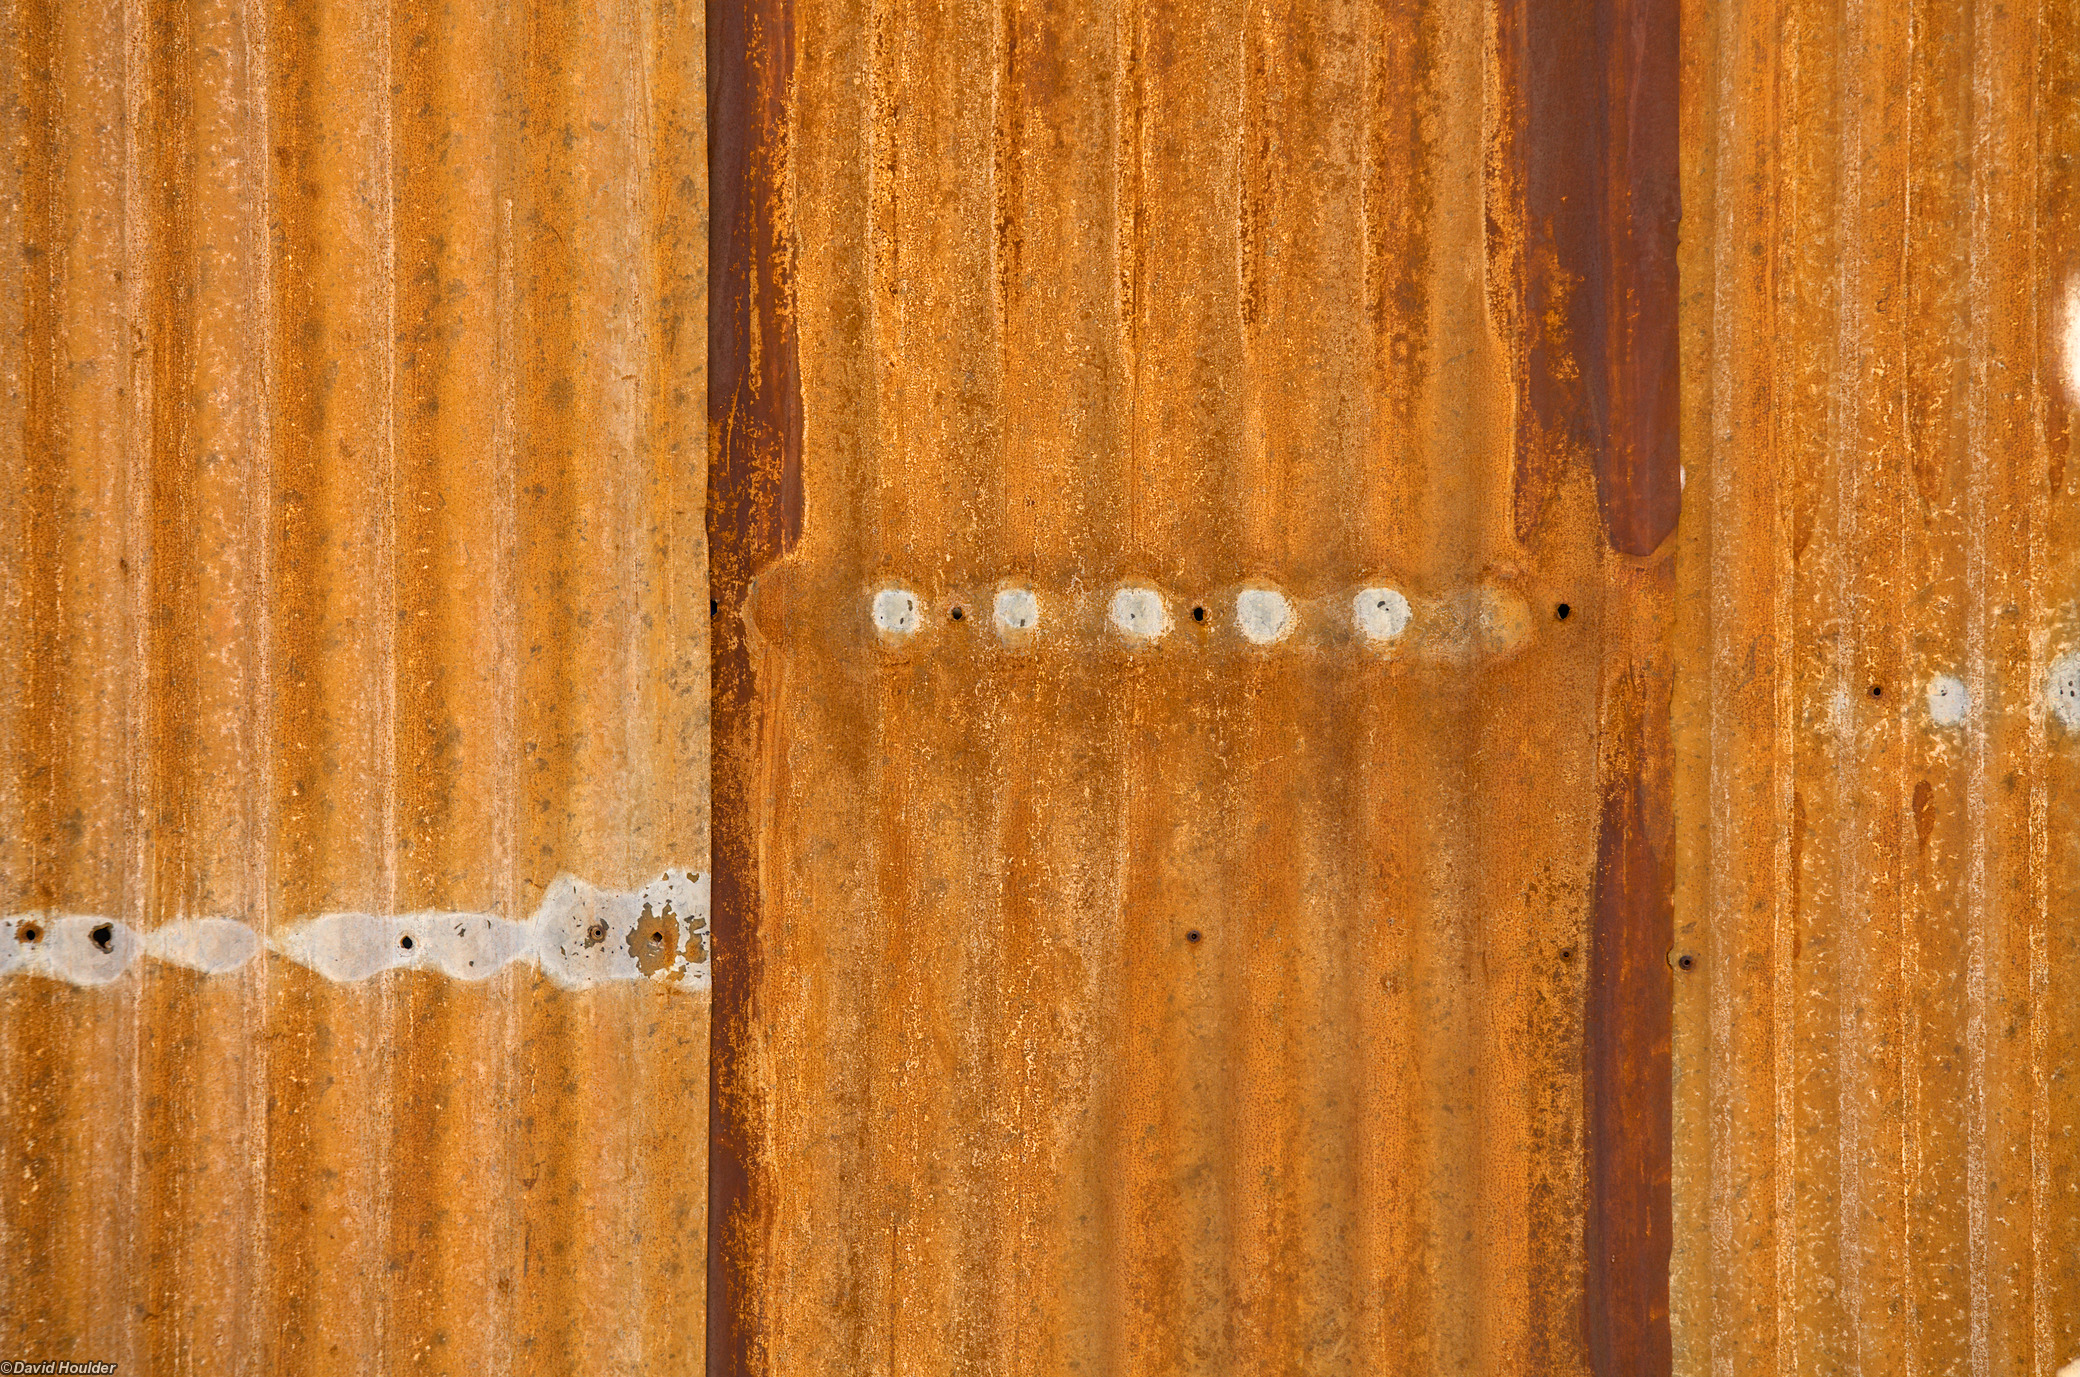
top-left (703, 0), bottom-right (1680, 1367)
top-left (0, 0), bottom-right (710, 1370)
top-left (9, 0), bottom-right (2080, 1367)
top-left (1672, 0), bottom-right (2080, 1370)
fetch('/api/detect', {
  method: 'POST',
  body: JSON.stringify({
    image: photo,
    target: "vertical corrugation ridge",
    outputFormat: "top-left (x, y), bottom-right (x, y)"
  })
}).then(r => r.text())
top-left (704, 0), bottom-right (799, 1348)
top-left (1829, 0), bottom-right (1867, 1354)
top-left (2022, 0), bottom-right (2058, 1364)
top-left (1962, 0), bottom-right (1995, 1360)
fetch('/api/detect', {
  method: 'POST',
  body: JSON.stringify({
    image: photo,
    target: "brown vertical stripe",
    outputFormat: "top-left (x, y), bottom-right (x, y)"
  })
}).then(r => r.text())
top-left (1507, 0), bottom-right (1682, 559)
top-left (1585, 596), bottom-right (1676, 1374)
top-left (706, 0), bottom-right (801, 1362)
top-left (1505, 0), bottom-right (1680, 1363)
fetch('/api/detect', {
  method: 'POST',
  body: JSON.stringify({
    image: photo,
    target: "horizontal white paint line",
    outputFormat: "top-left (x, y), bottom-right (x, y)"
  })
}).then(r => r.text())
top-left (1, 870), bottom-right (710, 991)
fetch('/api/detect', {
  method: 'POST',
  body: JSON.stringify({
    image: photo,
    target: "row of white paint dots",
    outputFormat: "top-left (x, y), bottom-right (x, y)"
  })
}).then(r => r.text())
top-left (872, 585), bottom-right (1414, 644)
top-left (873, 581), bottom-right (2080, 732)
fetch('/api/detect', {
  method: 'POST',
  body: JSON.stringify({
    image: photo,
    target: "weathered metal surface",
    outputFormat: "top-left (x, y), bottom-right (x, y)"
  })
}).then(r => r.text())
top-left (11, 0), bottom-right (2078, 1366)
top-left (1672, 0), bottom-right (2080, 1370)
top-left (1503, 0), bottom-right (1683, 1364)
top-left (705, 0), bottom-right (1676, 1368)
top-left (0, 0), bottom-right (709, 1370)
top-left (705, 0), bottom-right (798, 1363)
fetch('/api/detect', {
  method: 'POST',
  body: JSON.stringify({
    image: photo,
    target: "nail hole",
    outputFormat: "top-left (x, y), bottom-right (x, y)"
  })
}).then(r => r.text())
top-left (1676, 953), bottom-right (1695, 971)
top-left (950, 606), bottom-right (964, 621)
top-left (1869, 685), bottom-right (1882, 698)
top-left (1555, 603), bottom-right (1571, 620)
top-left (17, 924), bottom-right (40, 944)
top-left (1191, 606), bottom-right (1205, 622)
top-left (1186, 929), bottom-right (1202, 943)
top-left (651, 930), bottom-right (663, 944)
top-left (90, 923), bottom-right (113, 953)
top-left (399, 934), bottom-right (414, 950)
top-left (1559, 946), bottom-right (1575, 962)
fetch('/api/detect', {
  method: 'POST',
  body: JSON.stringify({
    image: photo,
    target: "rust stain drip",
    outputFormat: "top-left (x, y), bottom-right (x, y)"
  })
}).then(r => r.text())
top-left (1506, 0), bottom-right (1682, 558)
top-left (706, 0), bottom-right (801, 1361)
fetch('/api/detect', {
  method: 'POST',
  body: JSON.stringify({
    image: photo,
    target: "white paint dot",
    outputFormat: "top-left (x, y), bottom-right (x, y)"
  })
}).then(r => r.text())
top-left (2049, 652), bottom-right (2080, 731)
top-left (1925, 673), bottom-right (1970, 727)
top-left (1354, 587), bottom-right (1412, 641)
top-left (993, 587), bottom-right (1039, 635)
top-left (1108, 587), bottom-right (1168, 640)
top-left (1236, 588), bottom-right (1293, 644)
top-left (871, 587), bottom-right (920, 636)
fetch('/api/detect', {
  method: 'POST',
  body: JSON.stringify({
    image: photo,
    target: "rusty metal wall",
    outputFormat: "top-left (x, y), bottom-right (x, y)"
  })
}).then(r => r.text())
top-left (703, 0), bottom-right (1681, 1367)
top-left (1672, 0), bottom-right (2080, 1370)
top-left (8, 0), bottom-right (2080, 1367)
top-left (0, 0), bottom-right (710, 1370)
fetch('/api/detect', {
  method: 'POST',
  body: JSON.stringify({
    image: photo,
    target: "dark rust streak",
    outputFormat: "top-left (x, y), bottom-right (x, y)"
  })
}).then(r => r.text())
top-left (1511, 0), bottom-right (1679, 1360)
top-left (1510, 0), bottom-right (1681, 557)
top-left (1584, 672), bottom-right (1674, 1374)
top-left (706, 0), bottom-right (800, 1363)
